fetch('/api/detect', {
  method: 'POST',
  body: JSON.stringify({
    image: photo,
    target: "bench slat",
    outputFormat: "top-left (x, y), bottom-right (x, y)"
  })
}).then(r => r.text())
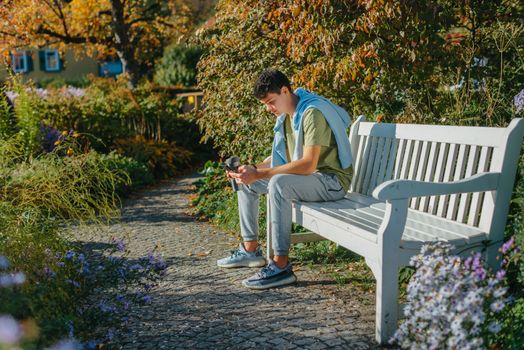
top-left (369, 137), bottom-right (387, 193)
top-left (428, 142), bottom-right (448, 214)
top-left (468, 146), bottom-right (492, 226)
top-left (357, 122), bottom-right (506, 147)
top-left (363, 136), bottom-right (379, 195)
top-left (457, 145), bottom-right (480, 223)
top-left (418, 141), bottom-right (438, 212)
top-left (437, 143), bottom-right (459, 217)
top-left (293, 192), bottom-right (488, 251)
top-left (446, 144), bottom-right (468, 220)
top-left (348, 193), bottom-right (485, 238)
top-left (352, 135), bottom-right (369, 193)
top-left (412, 141), bottom-right (430, 209)
top-left (384, 138), bottom-right (398, 183)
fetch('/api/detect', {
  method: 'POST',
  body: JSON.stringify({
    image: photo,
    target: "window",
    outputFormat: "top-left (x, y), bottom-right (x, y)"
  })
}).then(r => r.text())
top-left (44, 50), bottom-right (60, 71)
top-left (11, 51), bottom-right (28, 73)
top-left (99, 59), bottom-right (123, 77)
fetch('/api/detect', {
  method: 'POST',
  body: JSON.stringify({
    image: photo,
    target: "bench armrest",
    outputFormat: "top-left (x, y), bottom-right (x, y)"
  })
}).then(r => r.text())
top-left (372, 172), bottom-right (501, 201)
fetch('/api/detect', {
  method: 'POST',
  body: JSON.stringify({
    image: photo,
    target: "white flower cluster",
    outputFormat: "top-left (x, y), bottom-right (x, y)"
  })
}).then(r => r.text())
top-left (4, 86), bottom-right (85, 105)
top-left (391, 242), bottom-right (509, 349)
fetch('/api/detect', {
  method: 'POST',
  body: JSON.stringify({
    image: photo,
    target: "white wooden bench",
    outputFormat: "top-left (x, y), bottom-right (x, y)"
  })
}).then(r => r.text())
top-left (265, 116), bottom-right (524, 344)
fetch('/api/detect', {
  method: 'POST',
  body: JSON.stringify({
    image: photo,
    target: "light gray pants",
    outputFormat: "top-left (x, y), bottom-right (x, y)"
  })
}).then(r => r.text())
top-left (237, 172), bottom-right (347, 256)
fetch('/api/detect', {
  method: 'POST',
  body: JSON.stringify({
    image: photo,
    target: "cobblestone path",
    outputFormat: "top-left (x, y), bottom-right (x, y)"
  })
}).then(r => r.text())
top-left (73, 174), bottom-right (383, 350)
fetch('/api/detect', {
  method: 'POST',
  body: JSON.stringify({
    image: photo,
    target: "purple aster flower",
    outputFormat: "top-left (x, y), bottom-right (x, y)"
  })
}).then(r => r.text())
top-left (47, 338), bottom-right (83, 350)
top-left (514, 89), bottom-right (524, 113)
top-left (129, 263), bottom-right (143, 271)
top-left (44, 267), bottom-right (56, 278)
top-left (39, 122), bottom-right (62, 153)
top-left (0, 314), bottom-right (22, 345)
top-left (67, 320), bottom-right (74, 338)
top-left (4, 91), bottom-right (18, 104)
top-left (0, 272), bottom-right (26, 287)
top-left (35, 88), bottom-right (49, 100)
top-left (0, 257), bottom-right (9, 270)
top-left (111, 238), bottom-right (126, 252)
top-left (501, 237), bottom-right (515, 254)
top-left (64, 250), bottom-right (76, 260)
top-left (65, 87), bottom-right (86, 98)
top-left (488, 321), bottom-right (502, 334)
top-left (65, 279), bottom-right (80, 288)
top-left (98, 301), bottom-right (115, 313)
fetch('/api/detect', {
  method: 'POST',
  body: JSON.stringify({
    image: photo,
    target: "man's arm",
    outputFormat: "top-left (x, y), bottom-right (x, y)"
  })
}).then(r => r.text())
top-left (257, 145), bottom-right (320, 178)
top-left (231, 146), bottom-right (321, 185)
top-left (255, 156), bottom-right (272, 169)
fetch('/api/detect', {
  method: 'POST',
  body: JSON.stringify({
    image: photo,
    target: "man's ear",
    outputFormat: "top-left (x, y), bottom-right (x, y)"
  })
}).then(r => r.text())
top-left (280, 86), bottom-right (290, 95)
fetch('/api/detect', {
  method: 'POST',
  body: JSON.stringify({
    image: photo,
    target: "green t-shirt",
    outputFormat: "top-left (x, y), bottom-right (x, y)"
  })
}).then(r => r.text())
top-left (284, 108), bottom-right (353, 192)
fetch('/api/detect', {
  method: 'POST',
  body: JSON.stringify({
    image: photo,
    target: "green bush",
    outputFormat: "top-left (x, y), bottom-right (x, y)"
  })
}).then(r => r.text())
top-left (3, 75), bottom-right (209, 179)
top-left (37, 76), bottom-right (91, 89)
top-left (0, 101), bottom-right (168, 347)
top-left (113, 135), bottom-right (192, 179)
top-left (97, 151), bottom-right (155, 195)
top-left (154, 44), bottom-right (203, 88)
top-left (0, 139), bottom-right (124, 346)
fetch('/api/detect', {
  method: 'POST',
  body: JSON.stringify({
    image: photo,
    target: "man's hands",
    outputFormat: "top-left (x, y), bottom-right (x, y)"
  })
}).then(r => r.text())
top-left (228, 165), bottom-right (258, 185)
top-left (224, 145), bottom-right (321, 187)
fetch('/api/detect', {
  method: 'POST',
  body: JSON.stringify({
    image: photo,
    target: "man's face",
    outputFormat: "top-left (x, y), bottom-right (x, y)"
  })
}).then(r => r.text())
top-left (259, 86), bottom-right (293, 116)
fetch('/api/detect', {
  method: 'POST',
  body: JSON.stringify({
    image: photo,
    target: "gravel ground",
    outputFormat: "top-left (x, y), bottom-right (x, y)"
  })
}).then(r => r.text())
top-left (71, 174), bottom-right (384, 350)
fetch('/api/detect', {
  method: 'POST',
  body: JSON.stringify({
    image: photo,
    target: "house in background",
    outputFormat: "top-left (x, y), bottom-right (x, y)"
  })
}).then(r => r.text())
top-left (0, 48), bottom-right (123, 84)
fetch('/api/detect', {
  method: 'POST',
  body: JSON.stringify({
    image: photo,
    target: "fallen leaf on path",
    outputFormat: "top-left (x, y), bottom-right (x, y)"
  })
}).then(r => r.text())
top-left (196, 250), bottom-right (212, 257)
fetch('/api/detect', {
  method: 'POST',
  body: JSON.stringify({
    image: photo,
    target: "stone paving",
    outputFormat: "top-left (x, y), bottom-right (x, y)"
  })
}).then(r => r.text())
top-left (72, 174), bottom-right (383, 350)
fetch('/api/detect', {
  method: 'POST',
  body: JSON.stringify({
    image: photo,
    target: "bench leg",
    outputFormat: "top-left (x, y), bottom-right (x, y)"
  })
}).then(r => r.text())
top-left (368, 259), bottom-right (400, 345)
top-left (486, 242), bottom-right (503, 273)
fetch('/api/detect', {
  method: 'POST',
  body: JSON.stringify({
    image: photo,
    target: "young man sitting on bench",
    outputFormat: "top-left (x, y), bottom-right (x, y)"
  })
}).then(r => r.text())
top-left (217, 68), bottom-right (354, 289)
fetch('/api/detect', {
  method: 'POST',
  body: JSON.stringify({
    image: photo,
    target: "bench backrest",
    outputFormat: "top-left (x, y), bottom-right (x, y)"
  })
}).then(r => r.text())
top-left (348, 116), bottom-right (524, 236)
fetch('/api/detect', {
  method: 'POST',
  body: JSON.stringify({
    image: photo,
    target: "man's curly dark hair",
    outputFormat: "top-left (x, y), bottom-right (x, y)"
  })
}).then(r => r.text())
top-left (253, 68), bottom-right (292, 100)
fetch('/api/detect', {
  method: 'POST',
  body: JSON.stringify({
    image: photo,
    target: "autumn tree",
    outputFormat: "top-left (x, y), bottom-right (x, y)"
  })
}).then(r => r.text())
top-left (0, 0), bottom-right (194, 87)
top-left (195, 0), bottom-right (524, 161)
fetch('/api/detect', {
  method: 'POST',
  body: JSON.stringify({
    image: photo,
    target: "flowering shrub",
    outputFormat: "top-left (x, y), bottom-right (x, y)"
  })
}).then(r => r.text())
top-left (1, 75), bottom-right (207, 180)
top-left (391, 240), bottom-right (521, 349)
top-left (0, 94), bottom-right (166, 347)
top-left (0, 235), bottom-right (168, 349)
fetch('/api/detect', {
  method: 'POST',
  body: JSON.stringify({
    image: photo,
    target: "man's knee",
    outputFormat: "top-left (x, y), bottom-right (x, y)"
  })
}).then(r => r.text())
top-left (268, 174), bottom-right (293, 198)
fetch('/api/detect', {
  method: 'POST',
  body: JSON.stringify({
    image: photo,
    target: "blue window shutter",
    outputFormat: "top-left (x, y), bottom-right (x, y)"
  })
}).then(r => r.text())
top-left (26, 51), bottom-right (33, 72)
top-left (58, 53), bottom-right (64, 71)
top-left (39, 50), bottom-right (47, 72)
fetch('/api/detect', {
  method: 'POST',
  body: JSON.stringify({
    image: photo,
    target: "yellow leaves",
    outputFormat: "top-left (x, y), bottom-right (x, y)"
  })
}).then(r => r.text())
top-left (292, 5), bottom-right (301, 18)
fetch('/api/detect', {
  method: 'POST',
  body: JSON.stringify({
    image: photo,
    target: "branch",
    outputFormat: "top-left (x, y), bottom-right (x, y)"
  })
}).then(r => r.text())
top-left (127, 16), bottom-right (155, 26)
top-left (36, 26), bottom-right (99, 44)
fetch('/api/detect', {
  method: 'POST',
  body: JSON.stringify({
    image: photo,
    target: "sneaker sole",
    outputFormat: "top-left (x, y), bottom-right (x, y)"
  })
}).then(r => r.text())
top-left (242, 274), bottom-right (297, 290)
top-left (217, 259), bottom-right (267, 268)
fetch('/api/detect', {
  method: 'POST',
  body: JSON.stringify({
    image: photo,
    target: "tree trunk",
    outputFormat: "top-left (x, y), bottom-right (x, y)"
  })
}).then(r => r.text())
top-left (109, 0), bottom-right (141, 88)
